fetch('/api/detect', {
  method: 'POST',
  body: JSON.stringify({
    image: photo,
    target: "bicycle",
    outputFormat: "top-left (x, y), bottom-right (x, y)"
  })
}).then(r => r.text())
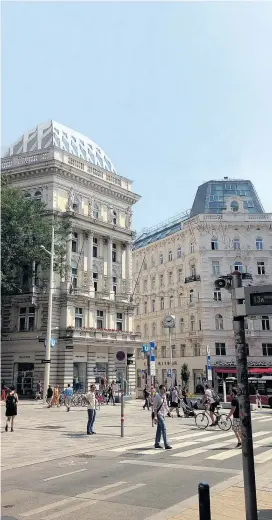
top-left (195, 404), bottom-right (232, 431)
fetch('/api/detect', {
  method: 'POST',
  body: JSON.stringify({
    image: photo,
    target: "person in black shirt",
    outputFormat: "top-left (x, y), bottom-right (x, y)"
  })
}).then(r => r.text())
top-left (226, 387), bottom-right (242, 448)
top-left (143, 385), bottom-right (150, 410)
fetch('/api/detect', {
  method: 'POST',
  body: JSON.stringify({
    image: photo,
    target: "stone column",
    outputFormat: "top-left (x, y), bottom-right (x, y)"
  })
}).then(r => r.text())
top-left (107, 237), bottom-right (114, 296)
top-left (126, 242), bottom-right (132, 295)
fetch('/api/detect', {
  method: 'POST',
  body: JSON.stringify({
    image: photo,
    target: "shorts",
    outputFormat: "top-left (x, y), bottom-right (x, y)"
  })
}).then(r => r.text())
top-left (232, 418), bottom-right (241, 433)
top-left (209, 402), bottom-right (216, 413)
top-left (171, 402), bottom-right (178, 408)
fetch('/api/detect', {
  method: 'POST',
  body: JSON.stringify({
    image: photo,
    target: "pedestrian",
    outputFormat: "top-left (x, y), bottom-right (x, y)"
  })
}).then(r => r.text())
top-left (64, 383), bottom-right (73, 411)
top-left (170, 386), bottom-right (181, 417)
top-left (5, 386), bottom-right (18, 432)
top-left (226, 387), bottom-right (242, 448)
top-left (153, 384), bottom-right (172, 450)
top-left (35, 380), bottom-right (42, 400)
top-left (86, 384), bottom-right (97, 435)
top-left (47, 385), bottom-right (53, 407)
top-left (1, 380), bottom-right (7, 401)
top-left (143, 385), bottom-right (150, 410)
top-left (107, 383), bottom-right (115, 405)
top-left (53, 384), bottom-right (60, 407)
top-left (256, 389), bottom-right (262, 409)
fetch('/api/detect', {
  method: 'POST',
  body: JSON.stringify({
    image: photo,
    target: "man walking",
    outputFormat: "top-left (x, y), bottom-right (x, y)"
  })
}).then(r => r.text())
top-left (170, 386), bottom-right (181, 417)
top-left (143, 385), bottom-right (150, 410)
top-left (86, 384), bottom-right (97, 435)
top-left (64, 383), bottom-right (73, 411)
top-left (226, 387), bottom-right (242, 448)
top-left (153, 385), bottom-right (172, 450)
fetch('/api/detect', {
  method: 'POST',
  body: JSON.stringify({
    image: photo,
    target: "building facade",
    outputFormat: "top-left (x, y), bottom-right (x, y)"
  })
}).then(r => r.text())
top-left (1, 121), bottom-right (141, 395)
top-left (133, 179), bottom-right (272, 394)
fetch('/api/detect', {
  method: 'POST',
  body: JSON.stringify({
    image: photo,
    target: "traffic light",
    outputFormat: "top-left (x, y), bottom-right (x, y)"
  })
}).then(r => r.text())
top-left (127, 353), bottom-right (134, 366)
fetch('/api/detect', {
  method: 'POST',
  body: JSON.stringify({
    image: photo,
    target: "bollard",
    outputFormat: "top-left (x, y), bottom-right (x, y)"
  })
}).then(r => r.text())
top-left (198, 482), bottom-right (211, 520)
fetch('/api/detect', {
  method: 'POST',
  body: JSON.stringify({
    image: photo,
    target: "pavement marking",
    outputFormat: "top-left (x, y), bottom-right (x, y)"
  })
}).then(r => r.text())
top-left (171, 440), bottom-right (232, 458)
top-left (135, 431), bottom-right (234, 455)
top-left (254, 435), bottom-right (272, 446)
top-left (207, 431), bottom-right (270, 461)
top-left (76, 481), bottom-right (126, 497)
top-left (137, 441), bottom-right (200, 455)
top-left (257, 417), bottom-right (272, 423)
top-left (119, 459), bottom-right (241, 474)
top-left (20, 498), bottom-right (78, 517)
top-left (79, 483), bottom-right (145, 501)
top-left (43, 469), bottom-right (87, 481)
top-left (41, 500), bottom-right (96, 520)
top-left (254, 448), bottom-right (272, 463)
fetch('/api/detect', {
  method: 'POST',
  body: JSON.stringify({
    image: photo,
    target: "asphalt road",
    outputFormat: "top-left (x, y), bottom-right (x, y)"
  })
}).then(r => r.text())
top-left (2, 407), bottom-right (272, 520)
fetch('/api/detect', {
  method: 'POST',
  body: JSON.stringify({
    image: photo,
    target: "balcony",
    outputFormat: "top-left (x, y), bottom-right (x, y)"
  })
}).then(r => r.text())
top-left (185, 275), bottom-right (201, 284)
top-left (60, 327), bottom-right (142, 343)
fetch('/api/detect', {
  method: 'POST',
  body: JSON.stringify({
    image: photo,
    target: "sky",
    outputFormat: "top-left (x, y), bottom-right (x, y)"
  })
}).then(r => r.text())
top-left (2, 1), bottom-right (272, 232)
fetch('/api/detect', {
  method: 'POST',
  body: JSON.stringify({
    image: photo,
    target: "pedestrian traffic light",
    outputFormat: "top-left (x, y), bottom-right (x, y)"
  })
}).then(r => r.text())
top-left (127, 353), bottom-right (134, 366)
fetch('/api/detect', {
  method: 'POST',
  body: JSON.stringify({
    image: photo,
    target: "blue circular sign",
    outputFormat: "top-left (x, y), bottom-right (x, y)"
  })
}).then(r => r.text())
top-left (116, 350), bottom-right (125, 361)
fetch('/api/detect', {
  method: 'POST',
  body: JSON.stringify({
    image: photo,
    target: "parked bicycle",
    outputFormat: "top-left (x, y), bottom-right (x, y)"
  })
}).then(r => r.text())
top-left (195, 404), bottom-right (232, 431)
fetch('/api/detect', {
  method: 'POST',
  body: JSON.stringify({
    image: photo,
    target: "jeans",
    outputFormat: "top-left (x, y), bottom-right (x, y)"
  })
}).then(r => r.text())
top-left (143, 397), bottom-right (150, 409)
top-left (155, 414), bottom-right (169, 447)
top-left (87, 408), bottom-right (96, 433)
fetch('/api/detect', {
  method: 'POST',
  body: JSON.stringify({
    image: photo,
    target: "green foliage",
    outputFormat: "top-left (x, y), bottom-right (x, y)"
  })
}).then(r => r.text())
top-left (181, 363), bottom-right (190, 388)
top-left (1, 182), bottom-right (70, 298)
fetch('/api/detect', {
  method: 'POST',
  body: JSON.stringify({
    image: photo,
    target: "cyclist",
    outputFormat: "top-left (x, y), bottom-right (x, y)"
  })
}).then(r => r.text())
top-left (203, 384), bottom-right (218, 426)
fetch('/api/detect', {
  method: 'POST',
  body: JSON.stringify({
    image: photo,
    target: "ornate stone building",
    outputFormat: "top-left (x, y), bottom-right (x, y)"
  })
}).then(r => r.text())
top-left (1, 121), bottom-right (141, 395)
top-left (133, 179), bottom-right (272, 394)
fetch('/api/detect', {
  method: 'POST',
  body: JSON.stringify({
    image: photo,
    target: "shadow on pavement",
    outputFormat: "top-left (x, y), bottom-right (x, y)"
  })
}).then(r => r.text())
top-left (258, 509), bottom-right (272, 520)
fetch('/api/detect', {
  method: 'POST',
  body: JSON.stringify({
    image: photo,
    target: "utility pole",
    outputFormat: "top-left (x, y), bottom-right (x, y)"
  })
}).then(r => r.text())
top-left (41, 225), bottom-right (55, 405)
top-left (120, 372), bottom-right (124, 437)
top-left (232, 271), bottom-right (258, 520)
top-left (163, 315), bottom-right (175, 388)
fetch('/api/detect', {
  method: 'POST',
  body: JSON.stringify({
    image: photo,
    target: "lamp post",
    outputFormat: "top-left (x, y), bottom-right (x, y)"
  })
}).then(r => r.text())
top-left (41, 225), bottom-right (55, 404)
top-left (163, 315), bottom-right (175, 387)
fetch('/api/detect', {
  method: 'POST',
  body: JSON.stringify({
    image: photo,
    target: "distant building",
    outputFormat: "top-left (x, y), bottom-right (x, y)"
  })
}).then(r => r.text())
top-left (1, 120), bottom-right (141, 396)
top-left (133, 178), bottom-right (272, 394)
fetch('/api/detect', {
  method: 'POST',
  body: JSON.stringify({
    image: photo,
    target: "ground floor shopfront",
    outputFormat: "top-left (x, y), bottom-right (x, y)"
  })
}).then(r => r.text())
top-left (1, 337), bottom-right (138, 396)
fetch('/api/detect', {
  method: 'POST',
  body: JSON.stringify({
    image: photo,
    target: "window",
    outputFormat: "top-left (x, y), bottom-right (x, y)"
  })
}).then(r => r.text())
top-left (97, 310), bottom-right (104, 329)
top-left (168, 250), bottom-right (173, 261)
top-left (190, 314), bottom-right (195, 331)
top-left (160, 297), bottom-right (164, 310)
top-left (262, 343), bottom-right (272, 356)
top-left (215, 342), bottom-right (226, 356)
top-left (19, 307), bottom-right (35, 331)
top-left (177, 247), bottom-right (182, 258)
top-left (151, 276), bottom-right (156, 289)
top-left (72, 232), bottom-right (78, 253)
top-left (112, 210), bottom-right (117, 225)
top-left (215, 314), bottom-right (224, 330)
top-left (168, 271), bottom-right (173, 284)
top-left (189, 289), bottom-right (194, 303)
top-left (199, 320), bottom-right (202, 331)
top-left (143, 260), bottom-right (147, 270)
top-left (214, 290), bottom-right (222, 301)
top-left (169, 295), bottom-right (173, 308)
top-left (93, 203), bottom-right (99, 219)
top-left (71, 267), bottom-right (78, 288)
top-left (93, 237), bottom-right (98, 258)
top-left (75, 307), bottom-right (83, 328)
top-left (212, 261), bottom-right (220, 276)
top-left (112, 243), bottom-right (117, 262)
top-left (152, 322), bottom-right (156, 336)
top-left (143, 279), bottom-right (148, 292)
top-left (116, 313), bottom-right (123, 331)
top-left (190, 242), bottom-right (194, 253)
top-left (161, 346), bottom-right (167, 358)
top-left (113, 276), bottom-right (117, 296)
top-left (256, 238), bottom-right (263, 250)
top-left (160, 274), bottom-right (164, 287)
top-left (144, 301), bottom-right (148, 314)
top-left (34, 190), bottom-right (42, 201)
top-left (178, 293), bottom-right (183, 307)
top-left (211, 238), bottom-right (218, 250)
top-left (93, 272), bottom-right (98, 291)
top-left (152, 299), bottom-right (156, 312)
top-left (262, 316), bottom-right (270, 331)
top-left (194, 345), bottom-right (200, 356)
top-left (231, 200), bottom-right (239, 212)
top-left (190, 264), bottom-right (196, 277)
top-left (257, 262), bottom-right (265, 275)
top-left (180, 318), bottom-right (184, 332)
top-left (178, 268), bottom-right (183, 282)
top-left (159, 254), bottom-right (164, 264)
top-left (233, 238), bottom-right (240, 250)
top-left (180, 344), bottom-right (186, 357)
top-left (234, 261), bottom-right (242, 273)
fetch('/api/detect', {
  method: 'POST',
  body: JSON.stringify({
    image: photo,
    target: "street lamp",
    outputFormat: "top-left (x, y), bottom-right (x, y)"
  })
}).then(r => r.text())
top-left (40, 226), bottom-right (55, 404)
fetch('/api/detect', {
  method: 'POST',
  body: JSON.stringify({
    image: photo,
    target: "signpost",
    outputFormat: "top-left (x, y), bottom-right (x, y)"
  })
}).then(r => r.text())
top-left (163, 315), bottom-right (176, 388)
top-left (206, 346), bottom-right (212, 381)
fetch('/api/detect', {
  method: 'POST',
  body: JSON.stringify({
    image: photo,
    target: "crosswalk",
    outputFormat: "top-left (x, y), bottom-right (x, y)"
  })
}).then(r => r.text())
top-left (108, 412), bottom-right (272, 464)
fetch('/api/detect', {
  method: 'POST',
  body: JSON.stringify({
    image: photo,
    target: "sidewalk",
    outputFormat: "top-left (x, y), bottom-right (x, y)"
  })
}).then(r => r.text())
top-left (146, 462), bottom-right (272, 520)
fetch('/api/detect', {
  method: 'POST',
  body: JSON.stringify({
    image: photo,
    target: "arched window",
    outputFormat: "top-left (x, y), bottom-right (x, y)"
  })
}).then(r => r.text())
top-left (93, 203), bottom-right (99, 219)
top-left (180, 317), bottom-right (184, 332)
top-left (152, 322), bottom-right (156, 336)
top-left (215, 314), bottom-right (224, 330)
top-left (34, 190), bottom-right (42, 201)
top-left (190, 315), bottom-right (195, 331)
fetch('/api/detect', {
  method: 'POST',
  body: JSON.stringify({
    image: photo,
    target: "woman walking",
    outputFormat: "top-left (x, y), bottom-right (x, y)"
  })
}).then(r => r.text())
top-left (5, 386), bottom-right (18, 432)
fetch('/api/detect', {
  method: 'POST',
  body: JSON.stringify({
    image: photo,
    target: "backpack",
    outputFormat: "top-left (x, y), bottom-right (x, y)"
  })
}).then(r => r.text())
top-left (211, 390), bottom-right (220, 404)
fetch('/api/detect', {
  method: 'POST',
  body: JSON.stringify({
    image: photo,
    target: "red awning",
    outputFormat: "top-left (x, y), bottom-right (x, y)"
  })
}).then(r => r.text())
top-left (214, 368), bottom-right (236, 374)
top-left (214, 367), bottom-right (272, 374)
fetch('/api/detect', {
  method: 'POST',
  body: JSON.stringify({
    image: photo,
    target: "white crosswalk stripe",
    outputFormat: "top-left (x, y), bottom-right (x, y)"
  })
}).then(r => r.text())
top-left (254, 448), bottom-right (272, 464)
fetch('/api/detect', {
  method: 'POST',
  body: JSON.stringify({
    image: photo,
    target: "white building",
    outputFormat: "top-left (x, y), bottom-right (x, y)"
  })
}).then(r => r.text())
top-left (1, 120), bottom-right (141, 395)
top-left (133, 179), bottom-right (272, 394)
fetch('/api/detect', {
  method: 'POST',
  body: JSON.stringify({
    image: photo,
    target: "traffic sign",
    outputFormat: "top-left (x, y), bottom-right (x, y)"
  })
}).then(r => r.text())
top-left (150, 360), bottom-right (156, 376)
top-left (206, 345), bottom-right (212, 381)
top-left (167, 369), bottom-right (172, 377)
top-left (44, 338), bottom-right (56, 349)
top-left (115, 350), bottom-right (126, 369)
top-left (142, 344), bottom-right (149, 353)
top-left (244, 285), bottom-right (272, 316)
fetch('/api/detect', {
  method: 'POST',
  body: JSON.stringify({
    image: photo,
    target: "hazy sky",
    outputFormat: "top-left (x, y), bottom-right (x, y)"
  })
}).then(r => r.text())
top-left (2, 2), bottom-right (272, 232)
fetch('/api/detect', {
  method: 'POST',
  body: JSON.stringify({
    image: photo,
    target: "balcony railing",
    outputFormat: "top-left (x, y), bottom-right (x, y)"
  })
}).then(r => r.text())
top-left (185, 275), bottom-right (201, 283)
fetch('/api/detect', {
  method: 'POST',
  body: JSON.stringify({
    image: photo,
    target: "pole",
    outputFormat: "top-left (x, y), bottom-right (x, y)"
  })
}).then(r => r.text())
top-left (223, 379), bottom-right (227, 403)
top-left (151, 374), bottom-right (155, 427)
top-left (43, 225), bottom-right (54, 405)
top-left (121, 372), bottom-right (124, 437)
top-left (232, 271), bottom-right (258, 520)
top-left (198, 483), bottom-right (211, 520)
top-left (169, 328), bottom-right (172, 386)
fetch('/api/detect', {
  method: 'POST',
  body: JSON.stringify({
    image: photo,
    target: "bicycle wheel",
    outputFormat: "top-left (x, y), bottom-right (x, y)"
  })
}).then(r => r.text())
top-left (195, 412), bottom-right (209, 429)
top-left (218, 414), bottom-right (232, 431)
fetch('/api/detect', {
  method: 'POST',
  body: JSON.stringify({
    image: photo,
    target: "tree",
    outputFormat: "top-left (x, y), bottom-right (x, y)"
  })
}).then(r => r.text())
top-left (1, 180), bottom-right (70, 300)
top-left (181, 363), bottom-right (190, 389)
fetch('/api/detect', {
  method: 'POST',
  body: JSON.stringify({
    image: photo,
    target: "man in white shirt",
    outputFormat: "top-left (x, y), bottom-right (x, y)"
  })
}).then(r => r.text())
top-left (203, 384), bottom-right (216, 426)
top-left (153, 385), bottom-right (172, 449)
top-left (86, 384), bottom-right (97, 435)
top-left (170, 386), bottom-right (181, 417)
